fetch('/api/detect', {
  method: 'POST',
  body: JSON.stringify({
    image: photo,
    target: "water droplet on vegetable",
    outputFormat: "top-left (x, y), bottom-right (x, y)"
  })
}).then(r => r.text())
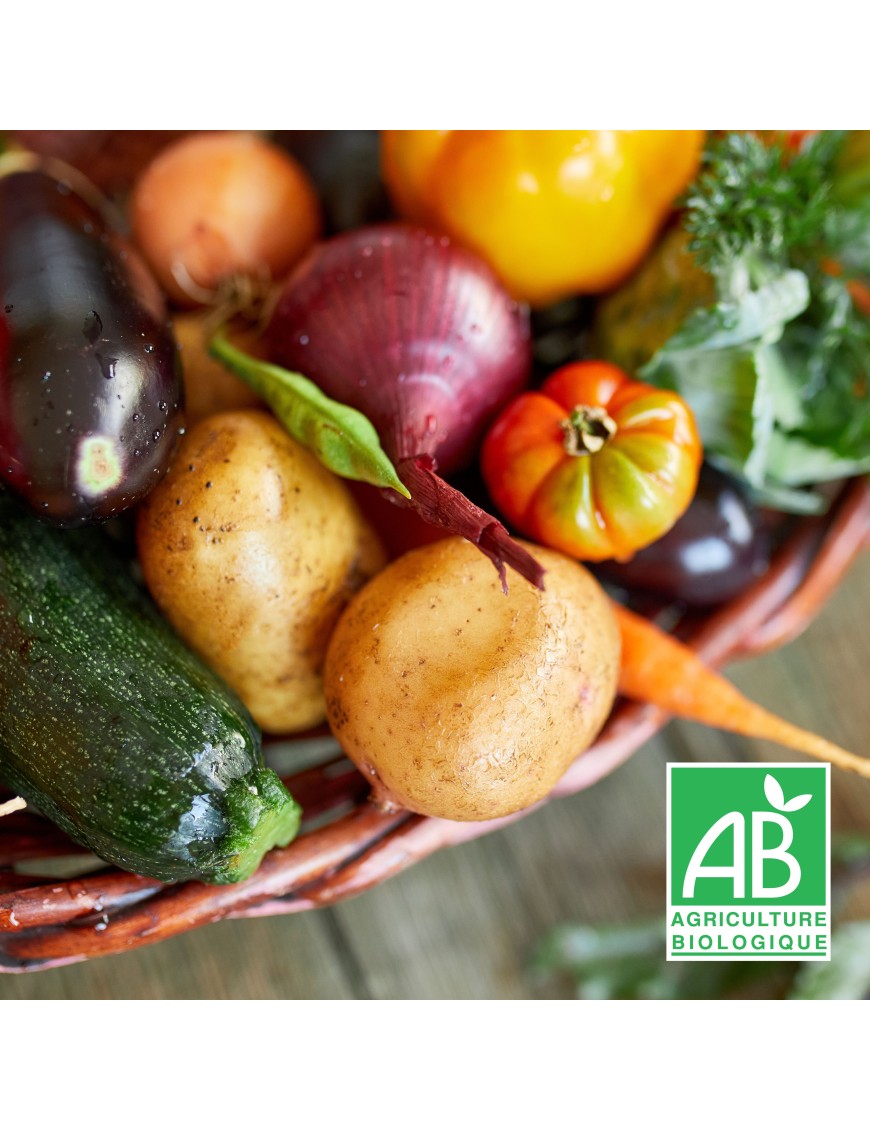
top-left (82, 310), bottom-right (103, 344)
top-left (96, 353), bottom-right (118, 380)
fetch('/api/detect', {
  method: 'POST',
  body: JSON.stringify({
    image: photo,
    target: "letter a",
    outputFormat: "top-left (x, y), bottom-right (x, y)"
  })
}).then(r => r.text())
top-left (682, 813), bottom-right (745, 899)
top-left (751, 813), bottom-right (801, 898)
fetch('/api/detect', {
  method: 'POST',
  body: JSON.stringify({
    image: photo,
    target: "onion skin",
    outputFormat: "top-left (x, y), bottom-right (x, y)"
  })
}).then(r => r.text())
top-left (266, 224), bottom-right (543, 589)
top-left (0, 163), bottom-right (183, 525)
top-left (131, 132), bottom-right (322, 307)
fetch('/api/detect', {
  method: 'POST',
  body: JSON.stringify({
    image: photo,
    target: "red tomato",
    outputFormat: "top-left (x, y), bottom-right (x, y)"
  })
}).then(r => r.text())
top-left (481, 361), bottom-right (702, 561)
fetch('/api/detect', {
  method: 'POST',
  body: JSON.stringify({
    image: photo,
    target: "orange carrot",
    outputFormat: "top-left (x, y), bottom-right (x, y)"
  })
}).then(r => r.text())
top-left (612, 601), bottom-right (870, 778)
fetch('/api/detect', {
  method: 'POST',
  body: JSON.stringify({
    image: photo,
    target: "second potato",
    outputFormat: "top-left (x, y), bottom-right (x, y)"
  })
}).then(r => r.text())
top-left (137, 410), bottom-right (386, 733)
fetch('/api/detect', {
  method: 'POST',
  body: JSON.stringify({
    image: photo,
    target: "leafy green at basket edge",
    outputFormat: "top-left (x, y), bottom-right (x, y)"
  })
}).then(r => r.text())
top-left (638, 131), bottom-right (870, 513)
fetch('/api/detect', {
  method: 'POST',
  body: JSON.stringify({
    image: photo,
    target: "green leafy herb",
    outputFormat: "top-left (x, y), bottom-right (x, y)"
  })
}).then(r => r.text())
top-left (598, 130), bottom-right (870, 512)
top-left (790, 922), bottom-right (870, 999)
top-left (532, 919), bottom-right (785, 1000)
top-left (534, 917), bottom-right (870, 1000)
top-left (209, 329), bottom-right (410, 499)
top-left (533, 837), bottom-right (870, 1000)
top-left (684, 131), bottom-right (844, 279)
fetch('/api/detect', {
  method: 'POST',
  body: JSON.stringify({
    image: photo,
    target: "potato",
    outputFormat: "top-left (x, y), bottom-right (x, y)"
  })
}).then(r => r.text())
top-left (137, 410), bottom-right (386, 733)
top-left (323, 537), bottom-right (620, 821)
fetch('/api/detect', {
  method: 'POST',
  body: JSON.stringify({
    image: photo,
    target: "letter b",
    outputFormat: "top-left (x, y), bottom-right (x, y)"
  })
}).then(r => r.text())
top-left (751, 812), bottom-right (800, 898)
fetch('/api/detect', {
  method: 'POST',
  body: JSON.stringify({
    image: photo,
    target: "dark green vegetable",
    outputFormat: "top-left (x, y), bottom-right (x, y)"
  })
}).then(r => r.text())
top-left (0, 495), bottom-right (301, 883)
top-left (595, 131), bottom-right (870, 513)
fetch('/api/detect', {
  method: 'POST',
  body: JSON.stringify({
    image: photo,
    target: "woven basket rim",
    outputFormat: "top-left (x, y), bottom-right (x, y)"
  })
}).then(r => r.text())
top-left (2, 476), bottom-right (869, 973)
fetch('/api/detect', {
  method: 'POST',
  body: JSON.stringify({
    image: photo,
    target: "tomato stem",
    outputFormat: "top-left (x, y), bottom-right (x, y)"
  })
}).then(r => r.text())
top-left (561, 405), bottom-right (617, 456)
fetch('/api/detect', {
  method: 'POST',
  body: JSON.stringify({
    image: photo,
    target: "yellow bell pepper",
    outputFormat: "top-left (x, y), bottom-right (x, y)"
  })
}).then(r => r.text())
top-left (381, 130), bottom-right (705, 307)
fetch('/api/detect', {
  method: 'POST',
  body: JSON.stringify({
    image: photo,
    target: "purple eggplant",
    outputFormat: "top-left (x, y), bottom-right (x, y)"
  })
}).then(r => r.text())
top-left (0, 160), bottom-right (183, 525)
top-left (596, 464), bottom-right (771, 606)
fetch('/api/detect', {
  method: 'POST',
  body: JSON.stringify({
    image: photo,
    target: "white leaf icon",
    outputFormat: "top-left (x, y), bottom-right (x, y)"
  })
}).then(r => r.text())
top-left (764, 774), bottom-right (786, 811)
top-left (764, 774), bottom-right (812, 812)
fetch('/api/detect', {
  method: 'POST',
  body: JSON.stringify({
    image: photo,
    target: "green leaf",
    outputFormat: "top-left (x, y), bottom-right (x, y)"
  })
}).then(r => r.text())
top-left (209, 330), bottom-right (410, 499)
top-left (766, 433), bottom-right (870, 487)
top-left (832, 833), bottom-right (870, 867)
top-left (832, 131), bottom-right (870, 211)
top-left (755, 338), bottom-right (806, 431)
top-left (646, 270), bottom-right (809, 354)
top-left (742, 478), bottom-right (828, 515)
top-left (532, 919), bottom-right (786, 1000)
top-left (790, 921), bottom-right (870, 1000)
top-left (638, 274), bottom-right (810, 497)
top-left (642, 342), bottom-right (777, 489)
top-left (685, 131), bottom-right (846, 276)
top-left (532, 920), bottom-right (673, 1000)
top-left (825, 204), bottom-right (870, 277)
top-left (595, 131), bottom-right (870, 514)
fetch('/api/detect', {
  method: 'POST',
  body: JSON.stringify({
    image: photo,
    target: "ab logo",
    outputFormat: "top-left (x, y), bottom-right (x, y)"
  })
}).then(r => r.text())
top-left (667, 764), bottom-right (830, 961)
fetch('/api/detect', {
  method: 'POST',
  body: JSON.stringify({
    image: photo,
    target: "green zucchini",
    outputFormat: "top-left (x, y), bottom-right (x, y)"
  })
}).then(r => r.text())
top-left (0, 495), bottom-right (301, 883)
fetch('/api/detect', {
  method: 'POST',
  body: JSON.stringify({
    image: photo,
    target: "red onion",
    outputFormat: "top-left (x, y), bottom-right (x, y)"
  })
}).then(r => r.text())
top-left (266, 224), bottom-right (544, 589)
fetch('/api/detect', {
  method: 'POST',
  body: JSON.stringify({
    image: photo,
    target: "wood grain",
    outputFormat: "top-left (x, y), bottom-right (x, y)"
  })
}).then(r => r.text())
top-left (3, 549), bottom-right (869, 997)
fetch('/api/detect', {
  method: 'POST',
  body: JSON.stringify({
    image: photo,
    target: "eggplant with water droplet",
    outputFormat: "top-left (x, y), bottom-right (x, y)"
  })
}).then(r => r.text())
top-left (0, 156), bottom-right (183, 525)
top-left (596, 464), bottom-right (771, 605)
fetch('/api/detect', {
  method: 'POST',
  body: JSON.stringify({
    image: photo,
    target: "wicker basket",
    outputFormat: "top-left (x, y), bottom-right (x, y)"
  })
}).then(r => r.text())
top-left (2, 477), bottom-right (869, 973)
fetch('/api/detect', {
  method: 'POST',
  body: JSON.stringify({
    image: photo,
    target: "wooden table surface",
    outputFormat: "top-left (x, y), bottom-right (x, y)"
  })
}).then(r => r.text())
top-left (4, 552), bottom-right (870, 1000)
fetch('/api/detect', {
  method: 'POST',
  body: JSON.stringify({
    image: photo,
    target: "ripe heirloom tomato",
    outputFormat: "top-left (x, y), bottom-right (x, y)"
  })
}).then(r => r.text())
top-left (481, 361), bottom-right (702, 562)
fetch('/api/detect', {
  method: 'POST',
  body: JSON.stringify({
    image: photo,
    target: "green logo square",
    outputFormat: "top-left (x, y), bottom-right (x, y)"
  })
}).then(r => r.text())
top-left (667, 763), bottom-right (830, 961)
